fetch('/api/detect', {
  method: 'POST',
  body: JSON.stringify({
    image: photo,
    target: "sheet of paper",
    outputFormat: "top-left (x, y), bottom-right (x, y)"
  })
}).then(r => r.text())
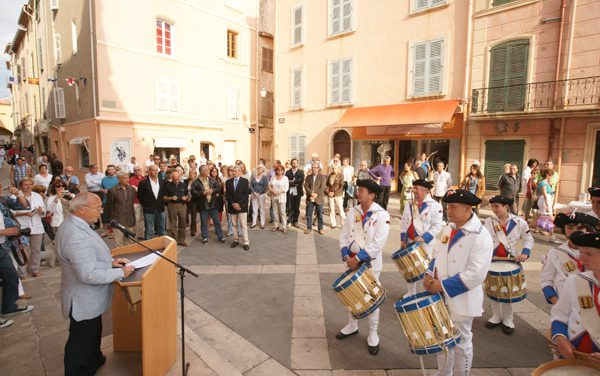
top-left (126, 252), bottom-right (160, 269)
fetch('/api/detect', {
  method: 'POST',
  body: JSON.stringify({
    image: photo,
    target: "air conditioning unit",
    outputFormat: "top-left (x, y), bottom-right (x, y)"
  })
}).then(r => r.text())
top-left (50, 0), bottom-right (59, 11)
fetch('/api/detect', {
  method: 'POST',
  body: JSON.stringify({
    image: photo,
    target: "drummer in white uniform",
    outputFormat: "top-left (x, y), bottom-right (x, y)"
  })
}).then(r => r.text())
top-left (337, 179), bottom-right (390, 356)
top-left (424, 189), bottom-right (493, 376)
top-left (587, 187), bottom-right (600, 221)
top-left (483, 195), bottom-right (534, 335)
top-left (540, 212), bottom-right (598, 305)
top-left (399, 179), bottom-right (443, 296)
top-left (551, 231), bottom-right (600, 366)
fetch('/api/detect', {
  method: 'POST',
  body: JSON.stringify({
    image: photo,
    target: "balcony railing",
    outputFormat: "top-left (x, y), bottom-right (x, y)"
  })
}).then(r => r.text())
top-left (471, 76), bottom-right (600, 114)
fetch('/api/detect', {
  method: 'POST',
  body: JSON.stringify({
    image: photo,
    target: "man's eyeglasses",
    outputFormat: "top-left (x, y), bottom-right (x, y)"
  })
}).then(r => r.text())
top-left (83, 205), bottom-right (103, 212)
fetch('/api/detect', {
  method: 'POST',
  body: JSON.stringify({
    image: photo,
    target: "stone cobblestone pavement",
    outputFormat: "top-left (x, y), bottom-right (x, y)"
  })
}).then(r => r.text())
top-left (0, 165), bottom-right (559, 375)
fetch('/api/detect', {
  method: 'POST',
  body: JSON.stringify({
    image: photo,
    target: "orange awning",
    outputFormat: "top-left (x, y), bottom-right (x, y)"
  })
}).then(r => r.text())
top-left (335, 99), bottom-right (461, 128)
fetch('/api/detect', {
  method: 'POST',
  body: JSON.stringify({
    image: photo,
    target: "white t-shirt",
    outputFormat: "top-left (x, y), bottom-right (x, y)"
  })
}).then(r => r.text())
top-left (46, 195), bottom-right (65, 227)
top-left (33, 173), bottom-right (53, 190)
top-left (12, 192), bottom-right (46, 235)
top-left (342, 166), bottom-right (355, 183)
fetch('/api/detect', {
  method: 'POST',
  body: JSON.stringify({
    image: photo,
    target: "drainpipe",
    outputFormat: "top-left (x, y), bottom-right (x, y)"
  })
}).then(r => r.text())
top-left (460, 0), bottom-right (475, 180)
top-left (556, 118), bottom-right (565, 204)
top-left (552, 0), bottom-right (567, 110)
top-left (88, 0), bottom-right (97, 118)
top-left (563, 0), bottom-right (577, 108)
top-left (255, 0), bottom-right (260, 166)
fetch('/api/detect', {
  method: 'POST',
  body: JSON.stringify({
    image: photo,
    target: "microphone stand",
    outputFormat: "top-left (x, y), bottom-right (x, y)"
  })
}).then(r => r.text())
top-left (121, 232), bottom-right (198, 376)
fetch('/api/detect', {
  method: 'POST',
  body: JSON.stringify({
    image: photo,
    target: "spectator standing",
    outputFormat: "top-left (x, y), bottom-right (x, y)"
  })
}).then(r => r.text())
top-left (33, 164), bottom-right (53, 192)
top-left (523, 164), bottom-right (540, 224)
top-left (105, 171), bottom-right (136, 247)
top-left (100, 165), bottom-right (119, 237)
top-left (61, 166), bottom-right (81, 194)
top-left (49, 153), bottom-right (63, 177)
top-left (432, 161), bottom-right (452, 220)
top-left (356, 161), bottom-right (372, 181)
top-left (460, 164), bottom-right (486, 215)
top-left (369, 156), bottom-right (395, 210)
top-left (226, 165), bottom-right (250, 250)
top-left (137, 165), bottom-right (166, 240)
top-left (164, 170), bottom-right (190, 246)
top-left (129, 166), bottom-right (146, 239)
top-left (536, 169), bottom-right (555, 235)
top-left (341, 158), bottom-right (355, 210)
top-left (304, 153), bottom-right (323, 172)
top-left (304, 163), bottom-right (327, 235)
top-left (269, 164), bottom-right (289, 233)
top-left (85, 164), bottom-right (105, 200)
top-left (125, 157), bottom-right (139, 174)
top-left (399, 162), bottom-right (419, 214)
top-left (10, 157), bottom-right (31, 187)
top-left (414, 160), bottom-right (427, 180)
top-left (184, 169), bottom-right (199, 236)
top-left (326, 165), bottom-right (345, 229)
top-left (250, 165), bottom-right (268, 229)
top-left (498, 164), bottom-right (520, 215)
top-left (158, 161), bottom-right (168, 180)
top-left (145, 154), bottom-right (155, 168)
top-left (192, 165), bottom-right (225, 243)
top-left (285, 159), bottom-right (304, 228)
top-left (210, 167), bottom-right (225, 222)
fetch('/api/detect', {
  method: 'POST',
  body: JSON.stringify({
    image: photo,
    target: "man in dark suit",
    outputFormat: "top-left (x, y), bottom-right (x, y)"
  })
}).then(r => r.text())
top-left (304, 162), bottom-right (327, 235)
top-left (137, 164), bottom-right (166, 240)
top-left (285, 158), bottom-right (304, 228)
top-left (225, 165), bottom-right (250, 250)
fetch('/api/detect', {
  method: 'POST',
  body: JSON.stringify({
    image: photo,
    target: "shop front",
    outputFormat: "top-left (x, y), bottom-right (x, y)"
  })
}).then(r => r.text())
top-left (335, 99), bottom-right (463, 192)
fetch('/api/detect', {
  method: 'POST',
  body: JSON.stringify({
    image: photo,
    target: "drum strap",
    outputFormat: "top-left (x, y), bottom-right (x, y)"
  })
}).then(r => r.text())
top-left (575, 273), bottom-right (600, 347)
top-left (411, 202), bottom-right (426, 238)
top-left (556, 245), bottom-right (582, 275)
top-left (492, 218), bottom-right (515, 257)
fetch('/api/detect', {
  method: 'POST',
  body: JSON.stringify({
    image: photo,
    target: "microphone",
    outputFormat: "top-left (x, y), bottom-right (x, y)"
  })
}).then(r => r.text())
top-left (109, 220), bottom-right (136, 238)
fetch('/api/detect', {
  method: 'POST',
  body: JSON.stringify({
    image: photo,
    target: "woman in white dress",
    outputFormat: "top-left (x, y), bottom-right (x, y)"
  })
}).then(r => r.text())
top-left (268, 164), bottom-right (289, 233)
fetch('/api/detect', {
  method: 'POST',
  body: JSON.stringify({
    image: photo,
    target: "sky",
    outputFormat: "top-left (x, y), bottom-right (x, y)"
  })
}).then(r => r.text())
top-left (0, 0), bottom-right (24, 99)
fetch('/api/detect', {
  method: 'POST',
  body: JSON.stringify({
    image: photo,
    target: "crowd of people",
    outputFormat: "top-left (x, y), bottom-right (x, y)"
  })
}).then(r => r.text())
top-left (1, 143), bottom-right (598, 376)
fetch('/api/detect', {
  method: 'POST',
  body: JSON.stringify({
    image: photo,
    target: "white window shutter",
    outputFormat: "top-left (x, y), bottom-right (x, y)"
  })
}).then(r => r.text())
top-left (412, 43), bottom-right (427, 96)
top-left (342, 0), bottom-right (352, 32)
top-left (292, 68), bottom-right (302, 108)
top-left (53, 87), bottom-right (65, 119)
top-left (54, 33), bottom-right (62, 65)
top-left (156, 80), bottom-right (167, 111)
top-left (290, 135), bottom-right (298, 160)
top-left (432, 0), bottom-right (446, 5)
top-left (330, 61), bottom-right (340, 104)
top-left (170, 82), bottom-right (179, 112)
top-left (341, 59), bottom-right (352, 103)
top-left (330, 0), bottom-right (341, 35)
top-left (416, 0), bottom-right (429, 10)
top-left (428, 40), bottom-right (443, 94)
top-left (298, 135), bottom-right (306, 165)
top-left (292, 6), bottom-right (303, 46)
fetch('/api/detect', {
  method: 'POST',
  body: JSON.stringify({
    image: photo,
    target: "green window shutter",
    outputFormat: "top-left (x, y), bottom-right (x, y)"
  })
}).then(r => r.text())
top-left (484, 140), bottom-right (525, 190)
top-left (487, 39), bottom-right (529, 112)
top-left (492, 0), bottom-right (517, 6)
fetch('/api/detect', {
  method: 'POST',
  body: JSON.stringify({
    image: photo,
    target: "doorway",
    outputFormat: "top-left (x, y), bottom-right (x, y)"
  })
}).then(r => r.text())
top-left (333, 130), bottom-right (351, 160)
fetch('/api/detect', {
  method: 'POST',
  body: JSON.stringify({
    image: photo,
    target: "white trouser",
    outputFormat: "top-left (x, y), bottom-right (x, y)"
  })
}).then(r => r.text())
top-left (340, 270), bottom-right (381, 347)
top-left (436, 315), bottom-right (474, 376)
top-left (328, 195), bottom-right (345, 228)
top-left (272, 198), bottom-right (287, 229)
top-left (134, 203), bottom-right (144, 238)
top-left (488, 300), bottom-right (514, 328)
top-left (251, 193), bottom-right (266, 227)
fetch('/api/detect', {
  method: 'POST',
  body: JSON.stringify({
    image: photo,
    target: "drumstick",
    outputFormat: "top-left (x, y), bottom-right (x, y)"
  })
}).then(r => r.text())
top-left (492, 256), bottom-right (517, 262)
top-left (549, 344), bottom-right (590, 361)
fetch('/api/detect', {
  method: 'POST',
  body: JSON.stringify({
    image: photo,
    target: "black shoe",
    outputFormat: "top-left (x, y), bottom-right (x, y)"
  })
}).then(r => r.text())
top-left (243, 245), bottom-right (250, 251)
top-left (91, 353), bottom-right (107, 371)
top-left (3, 305), bottom-right (34, 316)
top-left (231, 242), bottom-right (239, 248)
top-left (501, 324), bottom-right (514, 335)
top-left (219, 238), bottom-right (226, 243)
top-left (335, 330), bottom-right (359, 339)
top-left (202, 238), bottom-right (208, 244)
top-left (368, 344), bottom-right (380, 355)
top-left (485, 321), bottom-right (501, 329)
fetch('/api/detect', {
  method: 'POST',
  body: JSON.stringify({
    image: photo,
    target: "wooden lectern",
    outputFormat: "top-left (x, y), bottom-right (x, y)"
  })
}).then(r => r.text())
top-left (111, 236), bottom-right (177, 376)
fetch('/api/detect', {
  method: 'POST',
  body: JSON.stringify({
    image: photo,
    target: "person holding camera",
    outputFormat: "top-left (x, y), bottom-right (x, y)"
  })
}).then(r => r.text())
top-left (0, 182), bottom-right (34, 328)
top-left (12, 178), bottom-right (48, 277)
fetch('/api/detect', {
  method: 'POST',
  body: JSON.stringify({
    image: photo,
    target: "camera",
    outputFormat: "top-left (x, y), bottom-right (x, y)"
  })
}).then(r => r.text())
top-left (19, 228), bottom-right (31, 237)
top-left (62, 193), bottom-right (73, 201)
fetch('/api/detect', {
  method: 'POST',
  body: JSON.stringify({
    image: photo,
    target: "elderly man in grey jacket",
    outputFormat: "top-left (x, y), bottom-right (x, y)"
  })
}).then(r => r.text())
top-left (57, 192), bottom-right (134, 376)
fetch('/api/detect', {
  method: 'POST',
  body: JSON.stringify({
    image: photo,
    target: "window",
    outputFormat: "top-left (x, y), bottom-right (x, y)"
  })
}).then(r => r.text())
top-left (291, 67), bottom-right (303, 109)
top-left (156, 79), bottom-right (179, 112)
top-left (328, 0), bottom-right (354, 36)
top-left (492, 0), bottom-right (518, 6)
top-left (487, 39), bottom-right (529, 112)
top-left (291, 5), bottom-right (304, 47)
top-left (412, 0), bottom-right (447, 12)
top-left (262, 91), bottom-right (274, 118)
top-left (80, 145), bottom-right (90, 168)
top-left (71, 20), bottom-right (77, 55)
top-left (53, 87), bottom-right (65, 119)
top-left (411, 39), bottom-right (443, 96)
top-left (227, 87), bottom-right (240, 119)
top-left (484, 140), bottom-right (524, 190)
top-left (156, 20), bottom-right (173, 55)
top-left (54, 33), bottom-right (62, 64)
top-left (227, 30), bottom-right (238, 59)
top-left (41, 87), bottom-right (46, 119)
top-left (289, 134), bottom-right (307, 166)
top-left (21, 57), bottom-right (27, 80)
top-left (262, 47), bottom-right (273, 73)
top-left (328, 58), bottom-right (353, 105)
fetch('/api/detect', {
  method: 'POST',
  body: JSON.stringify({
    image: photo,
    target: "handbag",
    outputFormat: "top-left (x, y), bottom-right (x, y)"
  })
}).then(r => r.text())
top-left (43, 214), bottom-right (55, 240)
top-left (11, 241), bottom-right (28, 266)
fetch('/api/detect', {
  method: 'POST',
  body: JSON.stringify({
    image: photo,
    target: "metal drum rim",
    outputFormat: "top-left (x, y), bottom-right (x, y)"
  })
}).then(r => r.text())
top-left (392, 241), bottom-right (422, 259)
top-left (332, 264), bottom-right (367, 292)
top-left (394, 291), bottom-right (441, 313)
top-left (410, 335), bottom-right (462, 355)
